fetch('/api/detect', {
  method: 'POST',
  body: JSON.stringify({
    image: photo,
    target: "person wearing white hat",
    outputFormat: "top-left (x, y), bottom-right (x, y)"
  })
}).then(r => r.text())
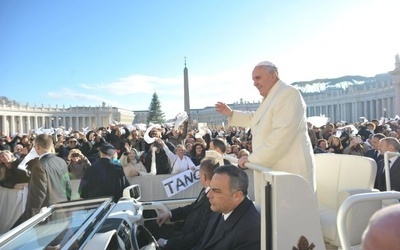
top-left (215, 61), bottom-right (315, 205)
top-left (143, 125), bottom-right (172, 174)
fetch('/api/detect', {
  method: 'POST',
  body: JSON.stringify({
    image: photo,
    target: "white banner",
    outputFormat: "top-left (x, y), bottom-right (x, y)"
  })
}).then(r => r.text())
top-left (18, 147), bottom-right (39, 172)
top-left (162, 167), bottom-right (200, 197)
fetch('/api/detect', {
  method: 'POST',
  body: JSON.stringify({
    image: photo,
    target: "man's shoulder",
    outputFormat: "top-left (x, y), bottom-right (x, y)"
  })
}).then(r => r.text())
top-left (229, 199), bottom-right (260, 236)
top-left (278, 80), bottom-right (302, 97)
top-left (91, 158), bottom-right (117, 167)
top-left (392, 157), bottom-right (400, 167)
top-left (235, 198), bottom-right (260, 220)
top-left (41, 154), bottom-right (67, 165)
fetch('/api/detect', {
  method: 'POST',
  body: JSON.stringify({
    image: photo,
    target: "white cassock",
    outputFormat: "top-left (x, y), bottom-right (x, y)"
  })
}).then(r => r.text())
top-left (228, 80), bottom-right (315, 204)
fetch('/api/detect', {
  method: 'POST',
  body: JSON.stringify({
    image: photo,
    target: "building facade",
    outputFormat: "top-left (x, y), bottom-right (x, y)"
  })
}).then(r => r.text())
top-left (189, 99), bottom-right (261, 128)
top-left (299, 55), bottom-right (400, 123)
top-left (0, 101), bottom-right (134, 135)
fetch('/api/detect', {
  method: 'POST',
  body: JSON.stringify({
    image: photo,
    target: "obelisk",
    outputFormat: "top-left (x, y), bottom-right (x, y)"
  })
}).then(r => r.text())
top-left (184, 57), bottom-right (190, 122)
top-left (390, 54), bottom-right (400, 117)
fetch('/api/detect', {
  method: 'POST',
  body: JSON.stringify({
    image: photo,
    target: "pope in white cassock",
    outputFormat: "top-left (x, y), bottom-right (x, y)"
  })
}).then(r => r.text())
top-left (215, 61), bottom-right (315, 204)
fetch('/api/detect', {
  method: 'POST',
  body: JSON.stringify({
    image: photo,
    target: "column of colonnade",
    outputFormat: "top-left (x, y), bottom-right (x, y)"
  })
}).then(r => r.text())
top-left (390, 54), bottom-right (400, 116)
top-left (1, 115), bottom-right (6, 135)
top-left (0, 113), bottom-right (104, 136)
top-left (306, 95), bottom-right (391, 124)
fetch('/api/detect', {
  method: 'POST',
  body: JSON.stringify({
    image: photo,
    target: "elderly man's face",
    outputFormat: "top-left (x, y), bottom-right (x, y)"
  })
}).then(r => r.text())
top-left (252, 66), bottom-right (277, 98)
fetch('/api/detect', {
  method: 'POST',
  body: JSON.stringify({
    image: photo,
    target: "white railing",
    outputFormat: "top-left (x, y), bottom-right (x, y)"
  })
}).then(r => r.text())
top-left (383, 151), bottom-right (400, 191)
top-left (337, 191), bottom-right (400, 250)
top-left (223, 155), bottom-right (324, 250)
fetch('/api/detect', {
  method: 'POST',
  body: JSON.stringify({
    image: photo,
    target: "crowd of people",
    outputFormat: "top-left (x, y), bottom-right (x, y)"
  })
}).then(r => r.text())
top-left (0, 122), bottom-right (254, 190)
top-left (308, 119), bottom-right (400, 192)
top-left (1, 60), bottom-right (400, 249)
top-left (310, 119), bottom-right (400, 156)
top-left (0, 121), bottom-right (260, 248)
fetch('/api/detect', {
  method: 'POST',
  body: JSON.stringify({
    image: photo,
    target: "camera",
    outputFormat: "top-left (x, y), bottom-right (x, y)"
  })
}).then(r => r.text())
top-left (353, 136), bottom-right (363, 144)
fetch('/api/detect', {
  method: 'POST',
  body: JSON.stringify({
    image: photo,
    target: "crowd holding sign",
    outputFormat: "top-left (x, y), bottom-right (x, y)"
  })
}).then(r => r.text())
top-left (162, 167), bottom-right (200, 197)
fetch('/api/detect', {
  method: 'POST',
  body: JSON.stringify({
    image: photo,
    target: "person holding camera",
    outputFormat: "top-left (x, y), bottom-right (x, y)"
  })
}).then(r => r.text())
top-left (80, 130), bottom-right (105, 164)
top-left (343, 136), bottom-right (365, 156)
top-left (67, 149), bottom-right (91, 179)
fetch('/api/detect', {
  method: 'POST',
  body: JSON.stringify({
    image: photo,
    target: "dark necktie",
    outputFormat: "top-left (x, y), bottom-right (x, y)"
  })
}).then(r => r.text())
top-left (214, 214), bottom-right (225, 233)
top-left (196, 188), bottom-right (206, 203)
top-left (382, 160), bottom-right (391, 173)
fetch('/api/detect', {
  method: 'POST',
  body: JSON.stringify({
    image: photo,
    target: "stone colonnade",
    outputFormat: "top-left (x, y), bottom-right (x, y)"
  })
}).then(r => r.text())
top-left (0, 115), bottom-right (101, 135)
top-left (306, 95), bottom-right (395, 123)
top-left (304, 55), bottom-right (400, 123)
top-left (0, 104), bottom-right (134, 135)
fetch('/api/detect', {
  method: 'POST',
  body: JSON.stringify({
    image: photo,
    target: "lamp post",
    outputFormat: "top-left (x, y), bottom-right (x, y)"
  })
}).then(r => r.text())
top-left (383, 108), bottom-right (387, 118)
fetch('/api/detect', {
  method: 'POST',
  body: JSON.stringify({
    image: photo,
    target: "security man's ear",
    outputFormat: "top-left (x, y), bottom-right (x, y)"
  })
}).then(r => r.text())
top-left (233, 190), bottom-right (244, 199)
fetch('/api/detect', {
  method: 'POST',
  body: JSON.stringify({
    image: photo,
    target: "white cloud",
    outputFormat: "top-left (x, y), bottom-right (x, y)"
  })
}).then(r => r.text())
top-left (46, 62), bottom-right (264, 120)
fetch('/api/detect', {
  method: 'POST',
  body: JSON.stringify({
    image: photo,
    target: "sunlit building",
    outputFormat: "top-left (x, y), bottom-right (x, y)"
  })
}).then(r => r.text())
top-left (295, 55), bottom-right (400, 123)
top-left (0, 101), bottom-right (134, 135)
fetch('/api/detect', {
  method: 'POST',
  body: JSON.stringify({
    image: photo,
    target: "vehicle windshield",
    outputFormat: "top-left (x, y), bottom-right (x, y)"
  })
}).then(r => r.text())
top-left (0, 198), bottom-right (113, 250)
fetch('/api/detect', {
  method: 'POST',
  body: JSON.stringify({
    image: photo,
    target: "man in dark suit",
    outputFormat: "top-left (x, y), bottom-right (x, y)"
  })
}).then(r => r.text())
top-left (16, 134), bottom-right (71, 224)
top-left (79, 143), bottom-right (130, 202)
top-left (365, 133), bottom-right (385, 164)
top-left (374, 137), bottom-right (400, 191)
top-left (149, 157), bottom-right (218, 250)
top-left (193, 165), bottom-right (260, 250)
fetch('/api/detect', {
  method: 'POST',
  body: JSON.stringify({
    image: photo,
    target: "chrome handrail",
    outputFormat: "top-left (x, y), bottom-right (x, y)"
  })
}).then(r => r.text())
top-left (337, 191), bottom-right (400, 250)
top-left (224, 155), bottom-right (273, 173)
top-left (384, 151), bottom-right (400, 191)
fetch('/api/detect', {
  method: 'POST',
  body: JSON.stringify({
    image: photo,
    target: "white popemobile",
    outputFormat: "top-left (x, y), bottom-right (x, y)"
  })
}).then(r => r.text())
top-left (0, 152), bottom-right (399, 250)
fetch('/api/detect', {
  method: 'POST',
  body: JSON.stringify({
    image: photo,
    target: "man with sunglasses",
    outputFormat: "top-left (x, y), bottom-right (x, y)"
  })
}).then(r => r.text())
top-left (57, 136), bottom-right (81, 162)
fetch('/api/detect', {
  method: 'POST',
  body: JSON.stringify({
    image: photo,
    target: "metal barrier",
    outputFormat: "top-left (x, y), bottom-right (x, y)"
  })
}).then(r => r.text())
top-left (223, 155), bottom-right (324, 250)
top-left (337, 191), bottom-right (400, 250)
top-left (383, 151), bottom-right (400, 191)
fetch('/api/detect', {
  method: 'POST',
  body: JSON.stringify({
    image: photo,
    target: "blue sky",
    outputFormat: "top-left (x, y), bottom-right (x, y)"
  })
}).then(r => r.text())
top-left (1, 0), bottom-right (399, 119)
